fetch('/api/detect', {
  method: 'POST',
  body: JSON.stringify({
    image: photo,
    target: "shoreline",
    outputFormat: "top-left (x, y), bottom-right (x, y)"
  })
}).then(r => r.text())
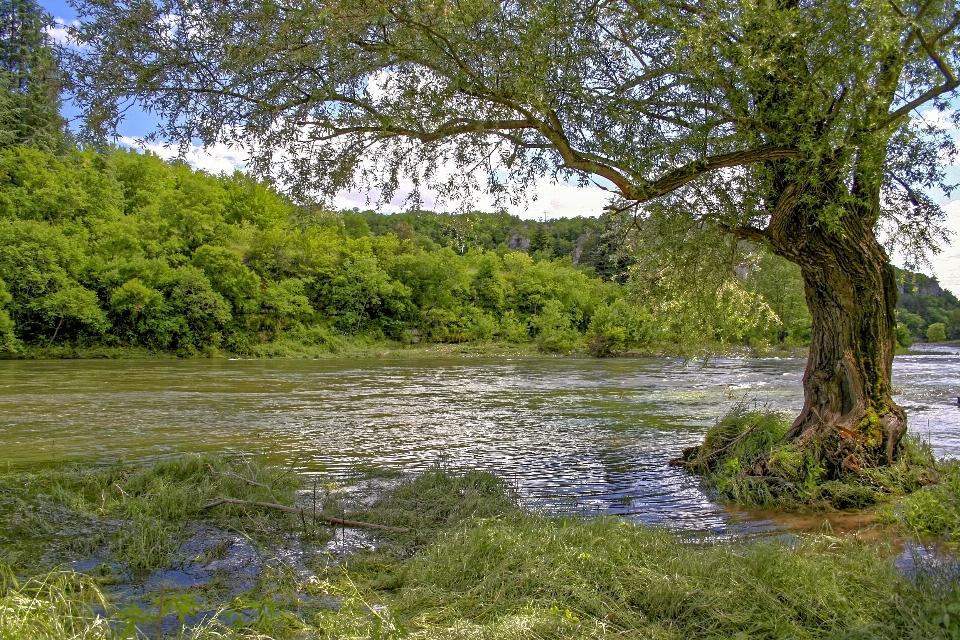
top-left (2, 340), bottom-right (816, 361)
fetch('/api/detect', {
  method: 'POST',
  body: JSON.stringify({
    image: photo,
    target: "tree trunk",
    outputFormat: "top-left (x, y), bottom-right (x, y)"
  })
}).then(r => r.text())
top-left (770, 211), bottom-right (906, 473)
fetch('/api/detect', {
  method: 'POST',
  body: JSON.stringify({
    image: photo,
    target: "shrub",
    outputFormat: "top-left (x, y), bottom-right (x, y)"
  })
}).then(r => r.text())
top-left (927, 322), bottom-right (947, 343)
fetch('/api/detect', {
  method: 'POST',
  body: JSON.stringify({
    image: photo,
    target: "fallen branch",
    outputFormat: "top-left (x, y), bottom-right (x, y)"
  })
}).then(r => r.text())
top-left (200, 498), bottom-right (409, 532)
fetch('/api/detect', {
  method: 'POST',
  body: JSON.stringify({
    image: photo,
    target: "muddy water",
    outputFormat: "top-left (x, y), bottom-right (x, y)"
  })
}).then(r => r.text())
top-left (2, 346), bottom-right (958, 534)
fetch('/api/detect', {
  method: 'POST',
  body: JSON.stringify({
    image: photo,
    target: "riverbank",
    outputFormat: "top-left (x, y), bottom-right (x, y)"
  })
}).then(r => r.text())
top-left (2, 455), bottom-right (959, 639)
top-left (7, 337), bottom-right (957, 361)
top-left (5, 338), bottom-right (812, 361)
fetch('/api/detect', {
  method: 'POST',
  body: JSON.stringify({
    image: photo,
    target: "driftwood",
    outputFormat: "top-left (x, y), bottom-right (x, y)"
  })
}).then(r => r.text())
top-left (201, 497), bottom-right (409, 532)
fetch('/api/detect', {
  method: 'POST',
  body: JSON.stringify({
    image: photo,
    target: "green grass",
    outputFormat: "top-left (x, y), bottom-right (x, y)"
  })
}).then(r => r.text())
top-left (317, 469), bottom-right (960, 639)
top-left (2, 457), bottom-right (960, 639)
top-left (883, 459), bottom-right (960, 541)
top-left (0, 567), bottom-right (111, 640)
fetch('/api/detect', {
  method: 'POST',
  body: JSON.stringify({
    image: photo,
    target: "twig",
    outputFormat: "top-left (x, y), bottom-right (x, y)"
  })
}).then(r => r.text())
top-left (200, 498), bottom-right (409, 532)
top-left (207, 464), bottom-right (269, 489)
top-left (700, 417), bottom-right (764, 464)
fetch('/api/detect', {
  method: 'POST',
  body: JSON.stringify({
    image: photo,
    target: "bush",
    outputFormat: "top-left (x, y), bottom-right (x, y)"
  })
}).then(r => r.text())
top-left (896, 322), bottom-right (914, 348)
top-left (530, 300), bottom-right (581, 353)
top-left (889, 460), bottom-right (960, 540)
top-left (586, 299), bottom-right (651, 356)
top-left (496, 310), bottom-right (529, 343)
top-left (927, 322), bottom-right (947, 342)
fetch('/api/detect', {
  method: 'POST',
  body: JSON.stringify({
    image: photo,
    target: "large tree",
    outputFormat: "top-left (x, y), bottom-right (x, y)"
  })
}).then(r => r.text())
top-left (71, 0), bottom-right (959, 474)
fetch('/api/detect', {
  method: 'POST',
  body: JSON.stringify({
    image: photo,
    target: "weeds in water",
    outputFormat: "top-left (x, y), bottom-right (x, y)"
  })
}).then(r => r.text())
top-left (351, 466), bottom-right (521, 553)
top-left (0, 453), bottom-right (303, 574)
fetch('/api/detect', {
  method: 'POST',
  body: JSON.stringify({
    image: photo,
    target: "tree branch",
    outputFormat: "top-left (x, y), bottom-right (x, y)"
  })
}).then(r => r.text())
top-left (634, 146), bottom-right (800, 200)
top-left (716, 221), bottom-right (770, 243)
top-left (874, 78), bottom-right (960, 131)
top-left (201, 498), bottom-right (409, 532)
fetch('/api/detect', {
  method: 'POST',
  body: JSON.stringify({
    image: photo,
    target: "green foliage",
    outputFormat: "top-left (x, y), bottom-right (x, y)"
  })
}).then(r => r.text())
top-left (889, 460), bottom-right (960, 541)
top-left (896, 322), bottom-right (914, 349)
top-left (0, 277), bottom-right (18, 353)
top-left (748, 252), bottom-right (812, 345)
top-left (529, 300), bottom-right (581, 354)
top-left (0, 143), bottom-right (879, 358)
top-left (0, 0), bottom-right (65, 153)
top-left (896, 268), bottom-right (960, 340)
top-left (626, 215), bottom-right (778, 353)
top-left (927, 322), bottom-right (947, 343)
top-left (587, 298), bottom-right (652, 356)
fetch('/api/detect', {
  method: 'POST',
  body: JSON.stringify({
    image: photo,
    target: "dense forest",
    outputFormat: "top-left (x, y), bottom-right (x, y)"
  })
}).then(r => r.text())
top-left (0, 0), bottom-right (954, 358)
top-left (0, 142), bottom-right (953, 358)
top-left (0, 144), bottom-right (795, 357)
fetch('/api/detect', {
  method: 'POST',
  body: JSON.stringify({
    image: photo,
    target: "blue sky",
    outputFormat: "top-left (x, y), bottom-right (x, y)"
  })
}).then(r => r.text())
top-left (40, 1), bottom-right (960, 292)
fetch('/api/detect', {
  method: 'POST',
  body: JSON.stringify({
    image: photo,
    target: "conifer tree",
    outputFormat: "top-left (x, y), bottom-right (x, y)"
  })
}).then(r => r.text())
top-left (0, 0), bottom-right (64, 151)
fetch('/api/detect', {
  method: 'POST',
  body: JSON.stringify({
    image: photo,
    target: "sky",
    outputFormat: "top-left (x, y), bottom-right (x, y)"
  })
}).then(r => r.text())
top-left (40, 0), bottom-right (960, 294)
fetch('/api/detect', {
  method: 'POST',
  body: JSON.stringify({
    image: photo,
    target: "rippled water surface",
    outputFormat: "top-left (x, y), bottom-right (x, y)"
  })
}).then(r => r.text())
top-left (2, 347), bottom-right (958, 533)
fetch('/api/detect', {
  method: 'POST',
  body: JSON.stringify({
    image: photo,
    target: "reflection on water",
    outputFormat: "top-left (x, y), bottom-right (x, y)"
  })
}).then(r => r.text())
top-left (1, 346), bottom-right (958, 534)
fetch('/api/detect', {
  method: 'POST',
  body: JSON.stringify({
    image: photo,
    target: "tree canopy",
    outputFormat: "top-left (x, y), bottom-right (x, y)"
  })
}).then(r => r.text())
top-left (71, 0), bottom-right (956, 243)
top-left (1, 0), bottom-right (64, 151)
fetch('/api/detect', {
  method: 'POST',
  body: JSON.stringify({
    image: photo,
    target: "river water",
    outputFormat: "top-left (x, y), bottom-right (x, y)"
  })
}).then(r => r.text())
top-left (2, 346), bottom-right (958, 534)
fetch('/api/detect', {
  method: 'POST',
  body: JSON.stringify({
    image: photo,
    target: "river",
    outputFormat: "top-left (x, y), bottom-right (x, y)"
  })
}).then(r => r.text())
top-left (2, 346), bottom-right (958, 534)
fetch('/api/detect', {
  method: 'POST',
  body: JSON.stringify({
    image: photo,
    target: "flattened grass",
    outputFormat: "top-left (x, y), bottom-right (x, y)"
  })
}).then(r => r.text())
top-left (323, 470), bottom-right (960, 640)
top-left (0, 453), bottom-right (303, 573)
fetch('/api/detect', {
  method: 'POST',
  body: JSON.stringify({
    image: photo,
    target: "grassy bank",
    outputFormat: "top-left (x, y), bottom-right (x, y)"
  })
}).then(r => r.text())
top-left (2, 456), bottom-right (959, 639)
top-left (8, 337), bottom-right (809, 361)
top-left (6, 339), bottom-right (549, 361)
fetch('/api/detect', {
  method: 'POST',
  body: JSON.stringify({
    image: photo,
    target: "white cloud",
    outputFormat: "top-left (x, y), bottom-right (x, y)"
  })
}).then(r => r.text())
top-left (932, 200), bottom-right (960, 295)
top-left (119, 137), bottom-right (248, 176)
top-left (914, 108), bottom-right (956, 130)
top-left (119, 136), bottom-right (612, 218)
top-left (45, 18), bottom-right (78, 46)
top-left (502, 182), bottom-right (612, 220)
top-left (332, 178), bottom-right (611, 219)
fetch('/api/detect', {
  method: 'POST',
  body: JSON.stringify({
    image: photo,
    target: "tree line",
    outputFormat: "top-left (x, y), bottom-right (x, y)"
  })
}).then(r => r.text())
top-left (0, 143), bottom-right (820, 357)
top-left (0, 146), bottom-right (949, 358)
top-left (0, 0), bottom-right (949, 359)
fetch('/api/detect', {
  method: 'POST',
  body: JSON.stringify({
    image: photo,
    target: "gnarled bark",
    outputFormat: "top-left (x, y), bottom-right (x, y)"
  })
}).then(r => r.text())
top-left (769, 209), bottom-right (906, 474)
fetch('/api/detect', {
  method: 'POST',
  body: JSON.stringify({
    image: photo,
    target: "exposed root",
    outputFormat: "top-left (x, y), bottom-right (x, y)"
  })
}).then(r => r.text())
top-left (673, 405), bottom-right (938, 509)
